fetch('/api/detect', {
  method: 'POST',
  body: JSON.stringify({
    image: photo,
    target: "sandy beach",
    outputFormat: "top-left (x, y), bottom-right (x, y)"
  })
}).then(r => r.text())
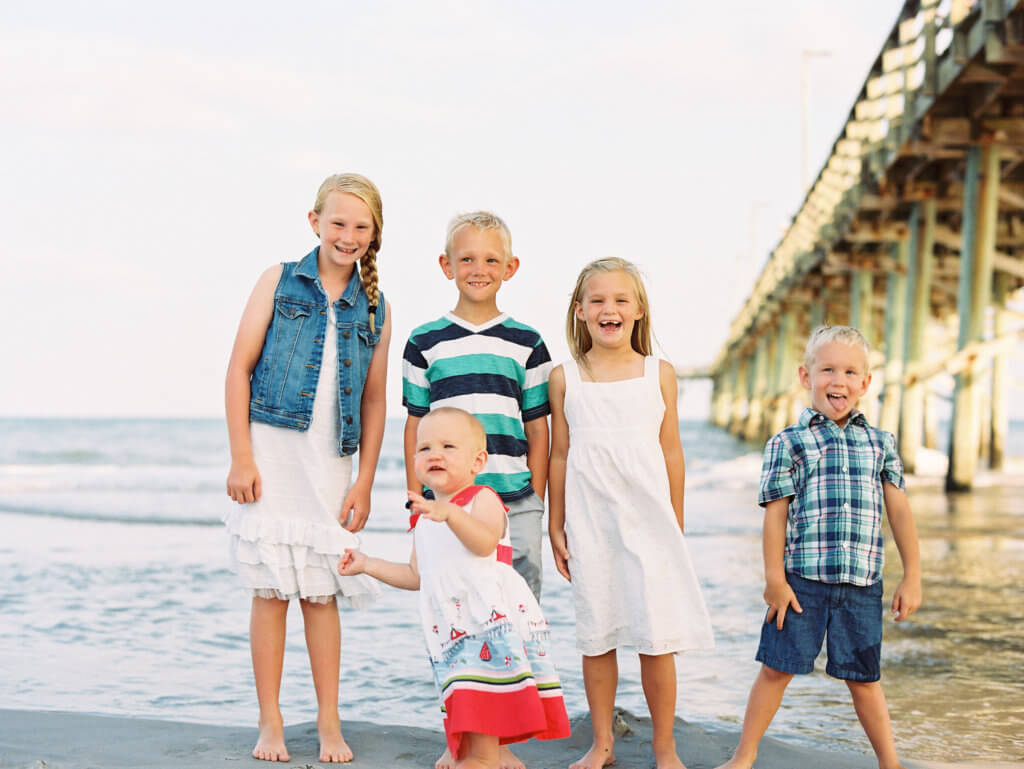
top-left (1, 708), bottom-right (1021, 769)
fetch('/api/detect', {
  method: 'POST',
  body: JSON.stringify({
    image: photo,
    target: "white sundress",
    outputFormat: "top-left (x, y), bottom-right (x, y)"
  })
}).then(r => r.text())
top-left (562, 356), bottom-right (714, 656)
top-left (223, 305), bottom-right (379, 607)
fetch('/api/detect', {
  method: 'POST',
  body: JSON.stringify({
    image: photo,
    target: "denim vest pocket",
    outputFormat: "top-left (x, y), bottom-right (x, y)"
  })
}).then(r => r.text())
top-left (265, 298), bottom-right (313, 408)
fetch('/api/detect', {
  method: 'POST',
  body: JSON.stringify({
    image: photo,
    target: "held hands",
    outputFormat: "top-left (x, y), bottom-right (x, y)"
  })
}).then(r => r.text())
top-left (407, 491), bottom-right (450, 522)
top-left (549, 528), bottom-right (571, 582)
top-left (226, 458), bottom-right (262, 504)
top-left (764, 577), bottom-right (803, 630)
top-left (892, 575), bottom-right (922, 621)
top-left (337, 548), bottom-right (367, 576)
top-left (340, 480), bottom-right (372, 532)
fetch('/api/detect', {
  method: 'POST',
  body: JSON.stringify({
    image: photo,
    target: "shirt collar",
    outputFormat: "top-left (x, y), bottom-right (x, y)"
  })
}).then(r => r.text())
top-left (294, 248), bottom-right (364, 307)
top-left (800, 407), bottom-right (868, 429)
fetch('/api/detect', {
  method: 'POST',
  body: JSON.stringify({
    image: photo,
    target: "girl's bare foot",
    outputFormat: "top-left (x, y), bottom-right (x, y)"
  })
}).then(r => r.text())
top-left (253, 712), bottom-right (289, 762)
top-left (437, 746), bottom-right (456, 769)
top-left (317, 714), bottom-right (353, 763)
top-left (570, 741), bottom-right (615, 769)
top-left (653, 742), bottom-right (687, 769)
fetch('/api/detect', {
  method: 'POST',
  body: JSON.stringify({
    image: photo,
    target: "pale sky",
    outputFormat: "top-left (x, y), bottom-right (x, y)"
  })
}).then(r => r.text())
top-left (2, 0), bottom-right (906, 418)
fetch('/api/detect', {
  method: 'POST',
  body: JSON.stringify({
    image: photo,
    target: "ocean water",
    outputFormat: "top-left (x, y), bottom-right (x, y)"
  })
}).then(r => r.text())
top-left (1, 417), bottom-right (1022, 762)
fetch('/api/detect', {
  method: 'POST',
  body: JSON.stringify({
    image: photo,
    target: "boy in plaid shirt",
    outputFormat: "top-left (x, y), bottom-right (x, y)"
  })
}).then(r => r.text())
top-left (716, 326), bottom-right (922, 769)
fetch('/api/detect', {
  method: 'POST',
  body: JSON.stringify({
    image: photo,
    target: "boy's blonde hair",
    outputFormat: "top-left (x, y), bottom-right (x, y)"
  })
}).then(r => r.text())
top-left (804, 325), bottom-right (870, 369)
top-left (567, 257), bottom-right (653, 364)
top-left (444, 211), bottom-right (513, 260)
top-left (421, 407), bottom-right (488, 453)
top-left (313, 173), bottom-right (383, 332)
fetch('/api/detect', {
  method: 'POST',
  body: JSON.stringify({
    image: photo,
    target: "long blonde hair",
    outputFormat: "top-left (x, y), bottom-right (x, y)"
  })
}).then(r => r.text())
top-left (313, 173), bottom-right (383, 332)
top-left (566, 257), bottom-right (653, 364)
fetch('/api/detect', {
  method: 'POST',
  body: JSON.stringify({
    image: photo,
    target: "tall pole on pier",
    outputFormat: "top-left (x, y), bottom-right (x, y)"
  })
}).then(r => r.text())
top-left (801, 49), bottom-right (832, 194)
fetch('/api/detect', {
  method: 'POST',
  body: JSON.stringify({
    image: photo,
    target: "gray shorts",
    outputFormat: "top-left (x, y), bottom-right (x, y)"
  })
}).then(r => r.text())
top-left (506, 490), bottom-right (544, 601)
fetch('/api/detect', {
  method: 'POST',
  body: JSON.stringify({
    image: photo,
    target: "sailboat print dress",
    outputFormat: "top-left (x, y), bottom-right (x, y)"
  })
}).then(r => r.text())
top-left (412, 485), bottom-right (571, 757)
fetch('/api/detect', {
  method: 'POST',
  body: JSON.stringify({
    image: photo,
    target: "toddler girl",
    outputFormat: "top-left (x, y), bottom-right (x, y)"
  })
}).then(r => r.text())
top-left (548, 257), bottom-right (714, 769)
top-left (224, 173), bottom-right (391, 763)
top-left (339, 407), bottom-right (570, 769)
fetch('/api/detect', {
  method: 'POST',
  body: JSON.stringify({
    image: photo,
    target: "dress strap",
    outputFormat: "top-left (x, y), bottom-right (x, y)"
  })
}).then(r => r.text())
top-left (645, 356), bottom-right (660, 382)
top-left (561, 358), bottom-right (581, 392)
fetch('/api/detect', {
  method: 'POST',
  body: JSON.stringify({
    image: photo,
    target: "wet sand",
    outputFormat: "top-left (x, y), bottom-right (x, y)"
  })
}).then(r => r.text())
top-left (1, 708), bottom-right (1020, 769)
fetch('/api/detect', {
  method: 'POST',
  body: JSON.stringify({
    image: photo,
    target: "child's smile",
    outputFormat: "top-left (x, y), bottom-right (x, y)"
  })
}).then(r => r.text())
top-left (576, 270), bottom-right (643, 349)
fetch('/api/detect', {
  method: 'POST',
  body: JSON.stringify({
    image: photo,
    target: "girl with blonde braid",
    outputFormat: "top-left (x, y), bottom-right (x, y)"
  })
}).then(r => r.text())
top-left (224, 173), bottom-right (392, 763)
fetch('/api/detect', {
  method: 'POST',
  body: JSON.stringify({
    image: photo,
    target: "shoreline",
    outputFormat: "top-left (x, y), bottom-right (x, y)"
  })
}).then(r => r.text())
top-left (1, 708), bottom-right (1020, 769)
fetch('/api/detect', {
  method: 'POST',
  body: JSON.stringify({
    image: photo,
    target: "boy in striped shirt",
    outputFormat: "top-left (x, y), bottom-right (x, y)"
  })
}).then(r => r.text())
top-left (402, 211), bottom-right (551, 602)
top-left (716, 326), bottom-right (922, 769)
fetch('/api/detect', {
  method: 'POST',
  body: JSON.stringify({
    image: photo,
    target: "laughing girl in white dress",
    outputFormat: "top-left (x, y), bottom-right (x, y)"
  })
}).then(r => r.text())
top-left (548, 257), bottom-right (714, 769)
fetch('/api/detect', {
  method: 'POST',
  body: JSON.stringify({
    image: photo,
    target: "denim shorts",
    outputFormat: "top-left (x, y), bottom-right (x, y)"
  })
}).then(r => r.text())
top-left (755, 572), bottom-right (883, 682)
top-left (506, 491), bottom-right (544, 602)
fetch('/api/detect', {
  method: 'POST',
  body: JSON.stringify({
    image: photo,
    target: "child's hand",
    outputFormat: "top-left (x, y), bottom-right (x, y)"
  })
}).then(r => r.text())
top-left (226, 459), bottom-right (262, 504)
top-left (891, 575), bottom-right (922, 621)
top-left (764, 578), bottom-right (803, 630)
top-left (340, 480), bottom-right (372, 532)
top-left (549, 528), bottom-right (571, 582)
top-left (408, 491), bottom-right (449, 522)
top-left (338, 548), bottom-right (367, 576)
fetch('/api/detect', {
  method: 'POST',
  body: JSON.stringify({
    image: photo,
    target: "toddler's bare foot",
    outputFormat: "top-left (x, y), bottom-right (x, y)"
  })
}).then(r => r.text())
top-left (317, 714), bottom-right (353, 763)
top-left (499, 744), bottom-right (525, 769)
top-left (437, 746), bottom-right (457, 769)
top-left (712, 756), bottom-right (754, 769)
top-left (253, 712), bottom-right (289, 762)
top-left (570, 741), bottom-right (615, 769)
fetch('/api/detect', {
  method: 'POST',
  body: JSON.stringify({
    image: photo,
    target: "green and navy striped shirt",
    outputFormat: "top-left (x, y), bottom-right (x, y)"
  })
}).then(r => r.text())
top-left (402, 313), bottom-right (552, 502)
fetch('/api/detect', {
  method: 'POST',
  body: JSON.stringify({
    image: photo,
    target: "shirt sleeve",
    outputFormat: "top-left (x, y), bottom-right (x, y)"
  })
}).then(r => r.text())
top-left (759, 433), bottom-right (796, 507)
top-left (521, 337), bottom-right (552, 422)
top-left (879, 430), bottom-right (905, 490)
top-left (401, 335), bottom-right (430, 417)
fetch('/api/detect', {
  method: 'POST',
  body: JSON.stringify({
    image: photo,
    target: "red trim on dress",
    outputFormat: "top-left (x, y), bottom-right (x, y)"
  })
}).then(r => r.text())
top-left (442, 685), bottom-right (571, 758)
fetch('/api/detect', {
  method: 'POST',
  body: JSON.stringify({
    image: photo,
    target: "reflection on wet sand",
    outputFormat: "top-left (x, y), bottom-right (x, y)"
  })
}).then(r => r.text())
top-left (881, 486), bottom-right (1024, 760)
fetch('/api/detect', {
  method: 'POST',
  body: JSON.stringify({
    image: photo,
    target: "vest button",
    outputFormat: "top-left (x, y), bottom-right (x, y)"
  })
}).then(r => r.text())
top-left (344, 359), bottom-right (352, 367)
top-left (344, 386), bottom-right (352, 394)
top-left (345, 416), bottom-right (353, 425)
top-left (343, 331), bottom-right (351, 339)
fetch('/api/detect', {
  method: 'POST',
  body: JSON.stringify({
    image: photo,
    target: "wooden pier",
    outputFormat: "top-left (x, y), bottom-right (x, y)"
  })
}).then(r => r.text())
top-left (707, 0), bottom-right (1024, 489)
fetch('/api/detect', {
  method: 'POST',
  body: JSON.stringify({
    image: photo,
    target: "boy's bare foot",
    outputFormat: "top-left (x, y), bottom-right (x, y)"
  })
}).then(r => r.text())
top-left (712, 756), bottom-right (754, 769)
top-left (570, 741), bottom-right (615, 769)
top-left (317, 714), bottom-right (353, 763)
top-left (253, 712), bottom-right (289, 762)
top-left (437, 746), bottom-right (456, 769)
top-left (499, 744), bottom-right (525, 769)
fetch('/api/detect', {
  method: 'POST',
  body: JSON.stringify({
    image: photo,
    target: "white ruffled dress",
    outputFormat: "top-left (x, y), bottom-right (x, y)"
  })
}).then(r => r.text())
top-left (224, 305), bottom-right (379, 607)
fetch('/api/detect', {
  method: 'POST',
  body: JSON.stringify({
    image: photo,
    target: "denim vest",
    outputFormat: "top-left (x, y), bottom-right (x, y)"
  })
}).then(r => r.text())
top-left (249, 248), bottom-right (385, 456)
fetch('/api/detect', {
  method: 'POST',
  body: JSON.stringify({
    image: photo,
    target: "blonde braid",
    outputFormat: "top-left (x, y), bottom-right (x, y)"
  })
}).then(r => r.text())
top-left (360, 247), bottom-right (380, 333)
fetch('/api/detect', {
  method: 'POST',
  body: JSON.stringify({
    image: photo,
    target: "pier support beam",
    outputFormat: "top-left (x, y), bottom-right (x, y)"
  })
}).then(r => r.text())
top-left (851, 268), bottom-right (879, 423)
top-left (729, 356), bottom-right (749, 436)
top-left (881, 230), bottom-right (911, 436)
top-left (991, 271), bottom-right (1010, 469)
top-left (948, 143), bottom-right (1000, 490)
top-left (744, 336), bottom-right (770, 442)
top-left (771, 311), bottom-right (797, 435)
top-left (900, 198), bottom-right (936, 472)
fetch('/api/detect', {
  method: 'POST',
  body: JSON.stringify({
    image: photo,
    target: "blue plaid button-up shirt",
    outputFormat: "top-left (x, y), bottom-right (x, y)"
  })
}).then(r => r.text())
top-left (758, 408), bottom-right (905, 586)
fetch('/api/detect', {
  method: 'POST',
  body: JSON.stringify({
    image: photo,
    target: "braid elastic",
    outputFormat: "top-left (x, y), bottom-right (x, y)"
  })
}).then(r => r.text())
top-left (361, 248), bottom-right (380, 333)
